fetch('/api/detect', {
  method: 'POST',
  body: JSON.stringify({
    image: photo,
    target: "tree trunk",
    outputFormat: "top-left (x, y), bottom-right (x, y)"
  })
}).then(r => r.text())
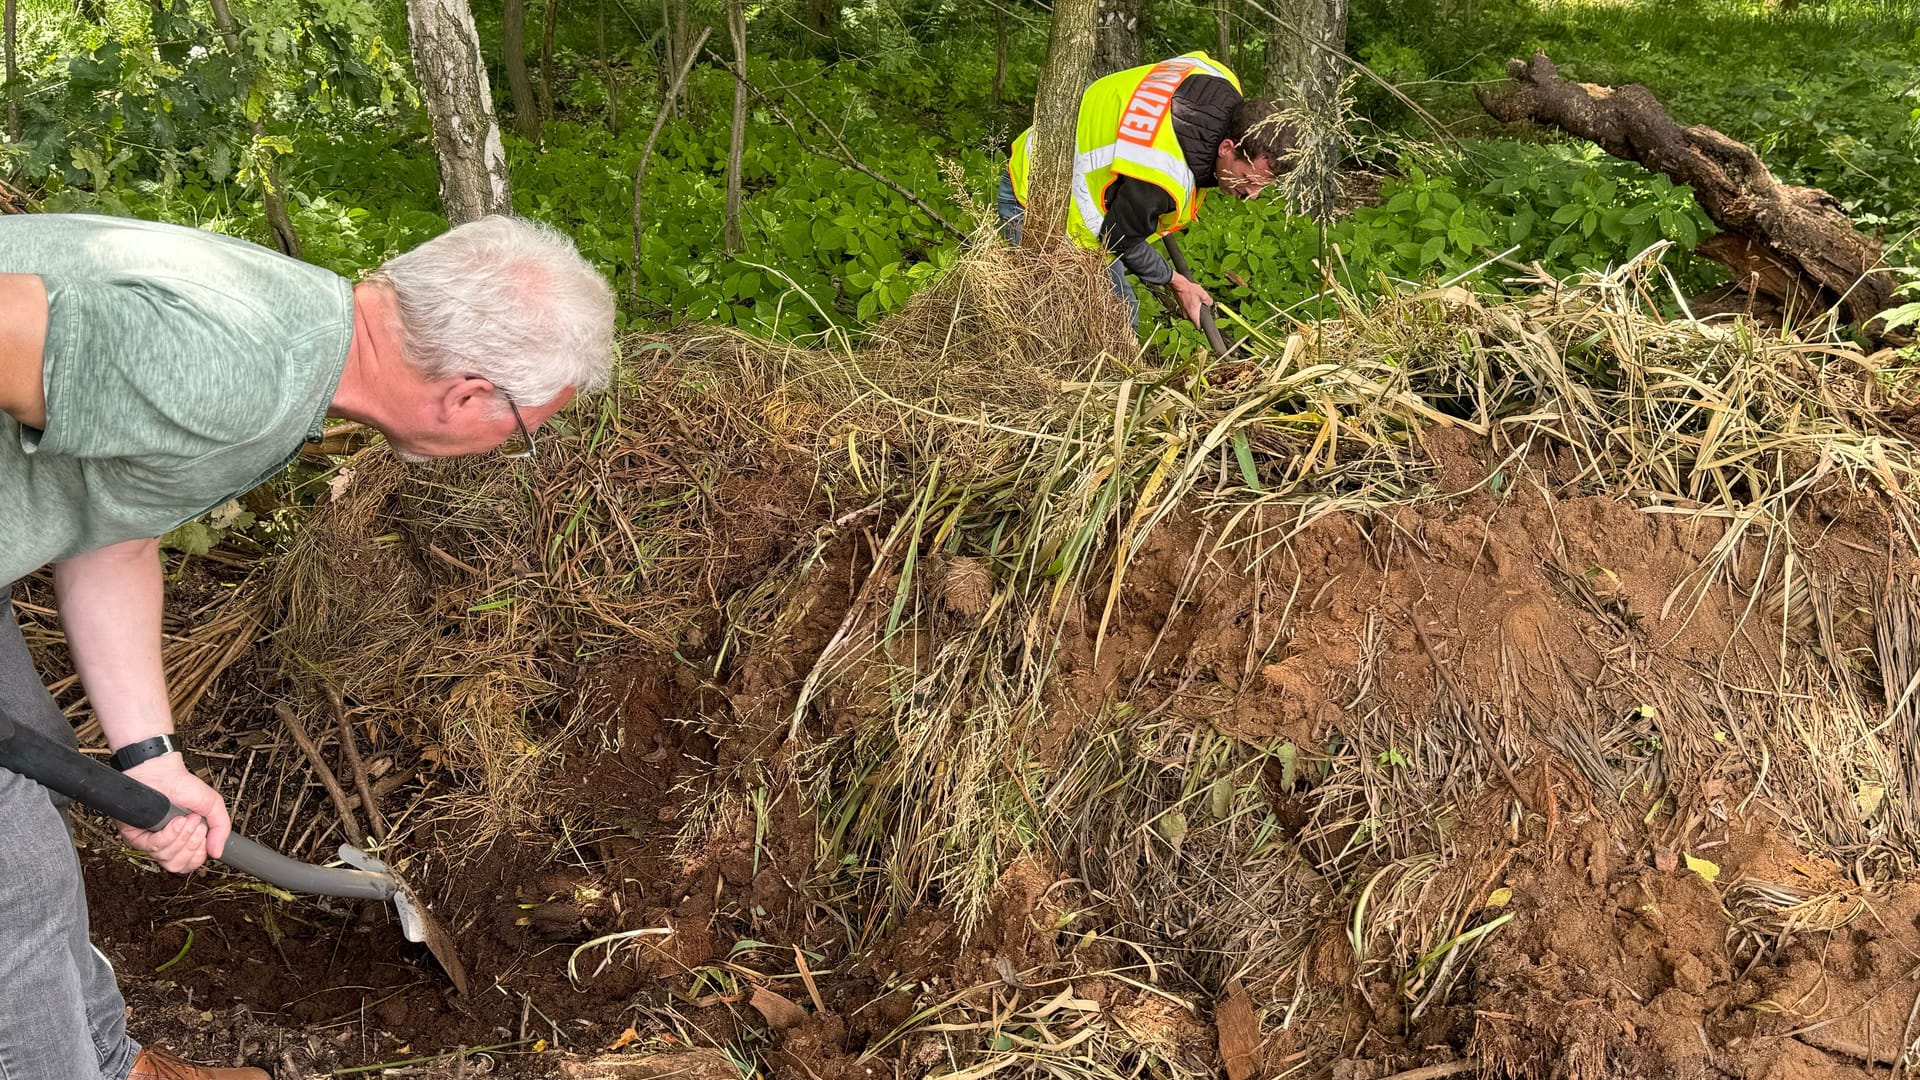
top-left (405, 0), bottom-right (513, 224)
top-left (660, 0), bottom-right (691, 119)
top-left (1215, 0), bottom-right (1231, 63)
top-left (599, 0), bottom-right (617, 134)
top-left (206, 0), bottom-right (301, 256)
top-left (670, 0), bottom-right (691, 86)
top-left (722, 0), bottom-right (746, 253)
top-left (1021, 0), bottom-right (1099, 251)
top-left (539, 0), bottom-right (559, 121)
top-left (4, 0), bottom-right (18, 144)
top-left (503, 0), bottom-right (541, 140)
top-left (1479, 53), bottom-right (1895, 334)
top-left (1093, 0), bottom-right (1140, 76)
top-left (992, 2), bottom-right (1008, 105)
top-left (804, 0), bottom-right (839, 45)
top-left (1264, 0), bottom-right (1347, 108)
top-left (1264, 0), bottom-right (1348, 222)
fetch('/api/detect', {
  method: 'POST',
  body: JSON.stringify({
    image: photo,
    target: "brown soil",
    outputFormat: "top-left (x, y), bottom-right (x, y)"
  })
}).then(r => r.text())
top-left (59, 425), bottom-right (1920, 1080)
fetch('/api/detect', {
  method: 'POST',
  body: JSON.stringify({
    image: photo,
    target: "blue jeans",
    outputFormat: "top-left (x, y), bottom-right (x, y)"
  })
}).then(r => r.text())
top-left (995, 171), bottom-right (1140, 328)
top-left (0, 598), bottom-right (140, 1080)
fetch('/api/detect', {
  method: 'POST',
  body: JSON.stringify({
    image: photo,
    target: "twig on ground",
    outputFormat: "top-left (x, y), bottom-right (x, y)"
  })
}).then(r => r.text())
top-left (275, 701), bottom-right (366, 848)
top-left (325, 685), bottom-right (388, 843)
top-left (1378, 1061), bottom-right (1477, 1080)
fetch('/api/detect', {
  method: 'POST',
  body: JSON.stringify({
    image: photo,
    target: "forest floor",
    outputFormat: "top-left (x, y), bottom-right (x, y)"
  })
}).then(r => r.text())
top-left (41, 245), bottom-right (1920, 1080)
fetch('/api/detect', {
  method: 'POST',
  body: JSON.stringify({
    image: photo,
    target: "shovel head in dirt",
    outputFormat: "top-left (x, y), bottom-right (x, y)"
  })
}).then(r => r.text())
top-left (0, 707), bottom-right (469, 994)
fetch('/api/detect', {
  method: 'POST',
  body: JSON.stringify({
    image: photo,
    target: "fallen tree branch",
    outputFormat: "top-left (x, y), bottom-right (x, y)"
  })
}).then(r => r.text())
top-left (706, 50), bottom-right (968, 242)
top-left (0, 176), bottom-right (33, 213)
top-left (1478, 52), bottom-right (1893, 336)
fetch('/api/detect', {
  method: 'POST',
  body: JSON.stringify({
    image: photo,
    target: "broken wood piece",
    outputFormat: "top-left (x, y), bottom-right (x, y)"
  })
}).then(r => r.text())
top-left (1376, 1061), bottom-right (1478, 1080)
top-left (557, 1050), bottom-right (741, 1080)
top-left (1477, 52), bottom-right (1894, 336)
top-left (325, 685), bottom-right (389, 843)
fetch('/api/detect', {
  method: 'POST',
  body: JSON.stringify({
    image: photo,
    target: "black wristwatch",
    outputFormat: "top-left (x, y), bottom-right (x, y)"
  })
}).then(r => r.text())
top-left (110, 734), bottom-right (182, 772)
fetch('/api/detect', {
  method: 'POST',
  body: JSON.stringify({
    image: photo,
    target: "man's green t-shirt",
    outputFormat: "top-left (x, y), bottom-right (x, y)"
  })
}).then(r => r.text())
top-left (0, 214), bottom-right (355, 583)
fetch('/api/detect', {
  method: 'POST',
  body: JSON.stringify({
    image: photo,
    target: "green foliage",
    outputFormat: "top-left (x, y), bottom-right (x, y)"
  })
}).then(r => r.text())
top-left (4, 0), bottom-right (1911, 347)
top-left (1878, 268), bottom-right (1920, 336)
top-left (503, 59), bottom-right (997, 336)
top-left (1149, 140), bottom-right (1716, 343)
top-left (4, 0), bottom-right (411, 246)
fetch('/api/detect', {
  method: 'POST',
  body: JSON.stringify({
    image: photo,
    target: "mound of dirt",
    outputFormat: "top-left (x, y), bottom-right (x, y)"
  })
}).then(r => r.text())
top-left (77, 427), bottom-right (1919, 1079)
top-left (55, 248), bottom-right (1920, 1079)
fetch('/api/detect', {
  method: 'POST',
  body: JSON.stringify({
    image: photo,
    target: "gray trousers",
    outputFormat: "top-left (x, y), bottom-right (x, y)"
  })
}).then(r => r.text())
top-left (0, 598), bottom-right (140, 1080)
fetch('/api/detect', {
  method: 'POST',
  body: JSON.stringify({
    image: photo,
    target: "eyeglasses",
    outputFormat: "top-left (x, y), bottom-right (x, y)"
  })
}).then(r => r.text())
top-left (501, 395), bottom-right (537, 460)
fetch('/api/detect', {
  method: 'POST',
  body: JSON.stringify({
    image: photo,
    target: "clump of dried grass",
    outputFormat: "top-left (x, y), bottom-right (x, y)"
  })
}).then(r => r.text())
top-left (272, 241), bottom-right (1131, 839)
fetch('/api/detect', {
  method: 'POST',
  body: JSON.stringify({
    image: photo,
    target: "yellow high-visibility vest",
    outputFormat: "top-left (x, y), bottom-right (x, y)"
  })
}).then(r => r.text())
top-left (1008, 52), bottom-right (1242, 251)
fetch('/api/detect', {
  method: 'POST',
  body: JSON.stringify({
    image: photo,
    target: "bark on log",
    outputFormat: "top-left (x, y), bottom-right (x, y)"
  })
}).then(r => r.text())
top-left (1478, 52), bottom-right (1892, 335)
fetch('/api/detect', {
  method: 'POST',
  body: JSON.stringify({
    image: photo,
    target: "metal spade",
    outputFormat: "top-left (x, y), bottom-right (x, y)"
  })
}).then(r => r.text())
top-left (0, 707), bottom-right (469, 994)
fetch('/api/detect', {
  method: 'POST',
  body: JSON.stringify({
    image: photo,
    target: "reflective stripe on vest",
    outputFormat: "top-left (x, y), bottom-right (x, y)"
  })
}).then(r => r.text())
top-left (1007, 52), bottom-right (1242, 252)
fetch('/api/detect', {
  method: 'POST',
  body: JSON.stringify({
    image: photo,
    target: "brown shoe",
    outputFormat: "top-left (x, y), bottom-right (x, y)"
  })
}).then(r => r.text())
top-left (127, 1048), bottom-right (269, 1080)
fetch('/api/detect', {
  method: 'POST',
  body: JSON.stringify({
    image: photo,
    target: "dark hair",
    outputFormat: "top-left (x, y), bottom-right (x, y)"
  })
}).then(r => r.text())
top-left (1224, 98), bottom-right (1296, 166)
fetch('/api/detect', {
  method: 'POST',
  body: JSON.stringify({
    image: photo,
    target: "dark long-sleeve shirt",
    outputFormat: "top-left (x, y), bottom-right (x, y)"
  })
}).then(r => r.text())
top-left (1099, 73), bottom-right (1242, 286)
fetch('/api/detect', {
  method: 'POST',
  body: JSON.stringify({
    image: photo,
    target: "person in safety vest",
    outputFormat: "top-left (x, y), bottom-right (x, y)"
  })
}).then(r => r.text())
top-left (998, 51), bottom-right (1293, 330)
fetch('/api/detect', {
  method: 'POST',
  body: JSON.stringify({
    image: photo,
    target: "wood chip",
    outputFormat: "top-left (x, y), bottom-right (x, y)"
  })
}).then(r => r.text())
top-left (750, 985), bottom-right (808, 1032)
top-left (1218, 978), bottom-right (1265, 1080)
top-left (558, 1049), bottom-right (740, 1080)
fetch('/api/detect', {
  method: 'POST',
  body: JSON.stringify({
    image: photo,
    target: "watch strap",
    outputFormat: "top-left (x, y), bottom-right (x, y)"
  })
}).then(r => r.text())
top-left (109, 734), bottom-right (181, 772)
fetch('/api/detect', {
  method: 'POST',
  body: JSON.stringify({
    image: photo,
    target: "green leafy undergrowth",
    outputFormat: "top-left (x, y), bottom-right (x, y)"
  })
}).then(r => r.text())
top-left (1146, 139), bottom-right (1717, 345)
top-left (1352, 0), bottom-right (1920, 263)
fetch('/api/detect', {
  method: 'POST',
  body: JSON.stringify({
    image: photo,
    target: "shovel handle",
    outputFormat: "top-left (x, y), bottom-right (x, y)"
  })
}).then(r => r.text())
top-left (219, 834), bottom-right (396, 901)
top-left (0, 709), bottom-right (396, 901)
top-left (1160, 233), bottom-right (1231, 356)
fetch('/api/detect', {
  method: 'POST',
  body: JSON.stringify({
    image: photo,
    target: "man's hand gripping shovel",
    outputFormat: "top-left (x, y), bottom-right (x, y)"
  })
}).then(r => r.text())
top-left (1159, 232), bottom-right (1235, 357)
top-left (0, 704), bottom-right (469, 994)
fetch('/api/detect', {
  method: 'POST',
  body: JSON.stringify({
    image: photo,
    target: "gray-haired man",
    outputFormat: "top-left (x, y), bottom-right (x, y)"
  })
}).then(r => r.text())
top-left (0, 213), bottom-right (616, 1080)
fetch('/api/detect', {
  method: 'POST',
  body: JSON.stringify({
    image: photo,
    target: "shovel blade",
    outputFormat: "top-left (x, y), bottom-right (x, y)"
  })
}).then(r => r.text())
top-left (339, 845), bottom-right (470, 995)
